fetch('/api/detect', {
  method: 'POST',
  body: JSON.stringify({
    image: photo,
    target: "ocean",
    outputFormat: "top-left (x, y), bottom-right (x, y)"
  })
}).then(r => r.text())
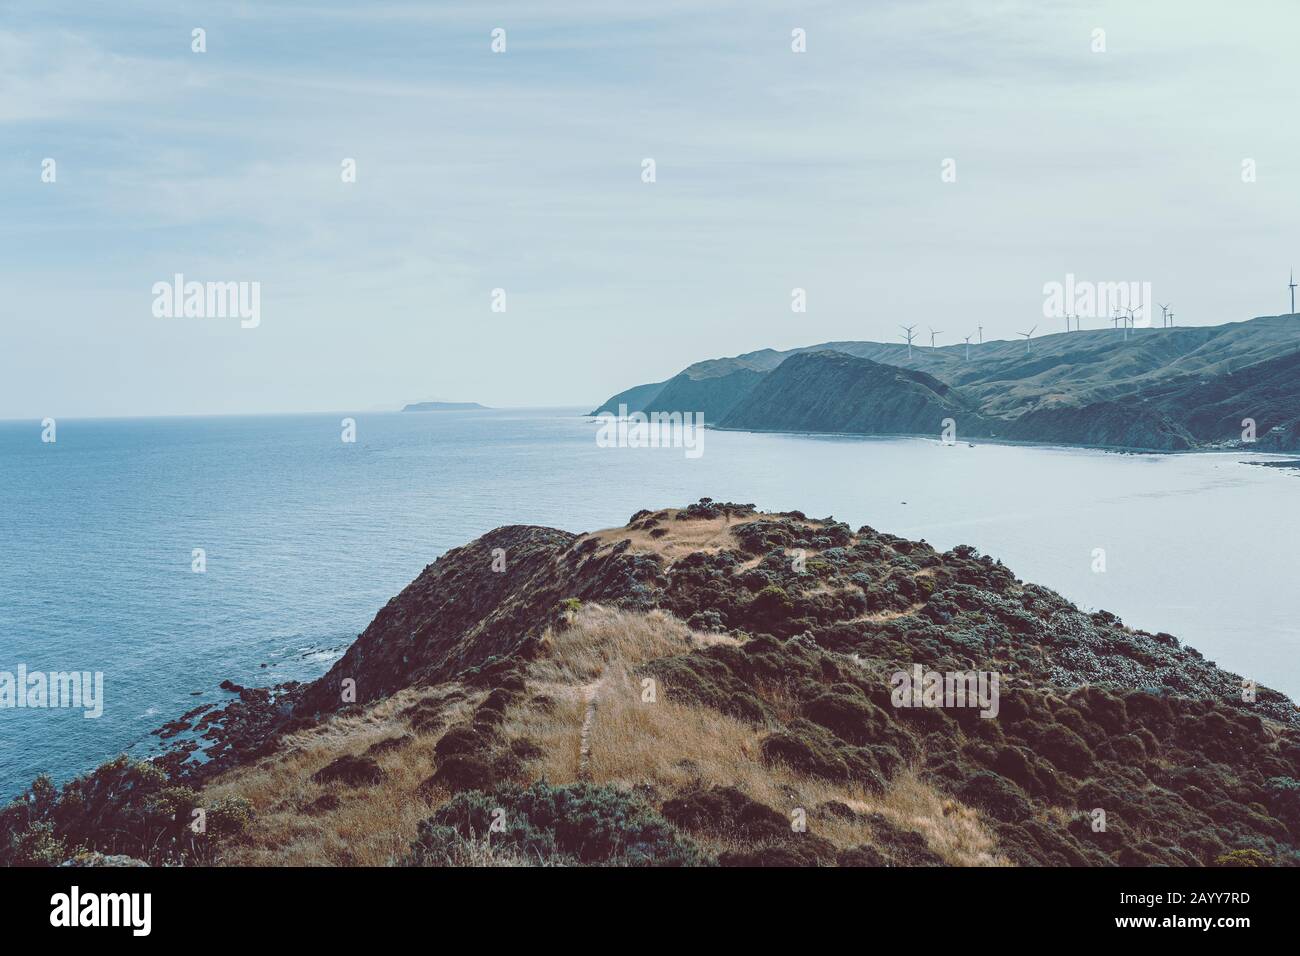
top-left (1, 407), bottom-right (1296, 797)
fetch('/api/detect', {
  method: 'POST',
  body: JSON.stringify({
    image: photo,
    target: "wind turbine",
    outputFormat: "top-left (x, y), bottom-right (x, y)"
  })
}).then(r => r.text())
top-left (963, 333), bottom-right (973, 361)
top-left (1158, 302), bottom-right (1170, 328)
top-left (1167, 310), bottom-right (1175, 326)
top-left (1290, 270), bottom-right (1297, 315)
top-left (1018, 325), bottom-right (1037, 353)
top-left (900, 324), bottom-right (917, 360)
top-left (977, 325), bottom-right (983, 344)
top-left (928, 327), bottom-right (943, 348)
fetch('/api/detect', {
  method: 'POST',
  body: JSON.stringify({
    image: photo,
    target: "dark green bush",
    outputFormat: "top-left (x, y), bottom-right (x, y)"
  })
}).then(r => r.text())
top-left (407, 782), bottom-right (706, 866)
top-left (3, 822), bottom-right (66, 867)
top-left (0, 756), bottom-right (248, 866)
top-left (1264, 777), bottom-right (1300, 835)
top-left (800, 691), bottom-right (885, 746)
top-left (660, 786), bottom-right (788, 842)
top-left (958, 771), bottom-right (1032, 823)
top-left (1037, 725), bottom-right (1094, 776)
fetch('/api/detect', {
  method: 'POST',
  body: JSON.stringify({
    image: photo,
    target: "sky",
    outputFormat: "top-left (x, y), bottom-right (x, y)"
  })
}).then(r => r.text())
top-left (3, 0), bottom-right (1299, 419)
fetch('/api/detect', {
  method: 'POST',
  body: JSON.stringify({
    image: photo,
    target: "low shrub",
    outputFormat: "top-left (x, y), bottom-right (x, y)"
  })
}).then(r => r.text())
top-left (406, 782), bottom-right (706, 866)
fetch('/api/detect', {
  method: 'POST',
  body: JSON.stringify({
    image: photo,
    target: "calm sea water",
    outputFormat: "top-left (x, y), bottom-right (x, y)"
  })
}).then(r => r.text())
top-left (1, 408), bottom-right (1296, 796)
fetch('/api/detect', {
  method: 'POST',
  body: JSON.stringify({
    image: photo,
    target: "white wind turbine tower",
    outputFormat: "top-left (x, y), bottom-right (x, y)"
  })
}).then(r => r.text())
top-left (977, 325), bottom-right (983, 344)
top-left (929, 326), bottom-right (943, 348)
top-left (1124, 302), bottom-right (1143, 341)
top-left (1159, 303), bottom-right (1170, 328)
top-left (963, 333), bottom-right (974, 361)
top-left (1018, 325), bottom-right (1037, 353)
top-left (1291, 270), bottom-right (1297, 315)
top-left (900, 324), bottom-right (917, 360)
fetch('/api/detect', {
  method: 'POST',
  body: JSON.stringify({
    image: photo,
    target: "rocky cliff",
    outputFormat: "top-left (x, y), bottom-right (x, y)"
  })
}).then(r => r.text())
top-left (999, 401), bottom-right (1197, 451)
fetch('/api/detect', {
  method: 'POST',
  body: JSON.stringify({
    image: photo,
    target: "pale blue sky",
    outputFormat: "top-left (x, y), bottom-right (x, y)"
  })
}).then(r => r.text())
top-left (3, 0), bottom-right (1299, 418)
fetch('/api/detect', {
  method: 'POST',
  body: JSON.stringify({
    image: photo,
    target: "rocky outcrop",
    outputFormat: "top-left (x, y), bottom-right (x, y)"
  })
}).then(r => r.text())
top-left (287, 496), bottom-right (1296, 730)
top-left (11, 499), bottom-right (1299, 868)
top-left (365, 500), bottom-right (1300, 867)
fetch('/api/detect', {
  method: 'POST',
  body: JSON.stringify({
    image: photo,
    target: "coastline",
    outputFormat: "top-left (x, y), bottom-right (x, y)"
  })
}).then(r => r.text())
top-left (600, 415), bottom-right (1293, 458)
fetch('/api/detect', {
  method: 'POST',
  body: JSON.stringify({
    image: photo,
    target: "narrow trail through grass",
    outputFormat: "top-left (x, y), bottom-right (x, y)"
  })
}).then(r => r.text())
top-left (577, 679), bottom-right (601, 781)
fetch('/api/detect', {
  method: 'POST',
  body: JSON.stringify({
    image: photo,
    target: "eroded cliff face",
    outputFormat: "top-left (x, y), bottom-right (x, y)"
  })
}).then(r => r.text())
top-left (297, 526), bottom-right (580, 714)
top-left (999, 401), bottom-right (1197, 450)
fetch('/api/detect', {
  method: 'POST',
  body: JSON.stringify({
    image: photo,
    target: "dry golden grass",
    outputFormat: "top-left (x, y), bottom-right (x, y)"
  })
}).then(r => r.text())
top-left (531, 604), bottom-right (699, 685)
top-left (846, 604), bottom-right (925, 624)
top-left (203, 595), bottom-right (1008, 866)
top-left (507, 604), bottom-right (1010, 866)
top-left (580, 508), bottom-right (833, 566)
top-left (203, 683), bottom-right (479, 866)
top-left (581, 511), bottom-right (742, 563)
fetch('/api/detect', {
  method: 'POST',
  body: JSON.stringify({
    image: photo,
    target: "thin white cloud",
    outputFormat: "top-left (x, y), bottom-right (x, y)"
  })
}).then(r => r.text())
top-left (0, 29), bottom-right (186, 122)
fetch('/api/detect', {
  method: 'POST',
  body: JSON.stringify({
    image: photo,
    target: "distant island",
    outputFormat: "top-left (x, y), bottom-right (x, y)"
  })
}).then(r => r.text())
top-left (402, 401), bottom-right (490, 412)
top-left (591, 314), bottom-right (1300, 453)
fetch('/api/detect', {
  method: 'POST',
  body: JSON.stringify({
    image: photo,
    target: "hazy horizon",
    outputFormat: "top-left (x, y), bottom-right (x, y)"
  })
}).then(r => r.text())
top-left (3, 312), bottom-right (1293, 423)
top-left (5, 0), bottom-right (1300, 419)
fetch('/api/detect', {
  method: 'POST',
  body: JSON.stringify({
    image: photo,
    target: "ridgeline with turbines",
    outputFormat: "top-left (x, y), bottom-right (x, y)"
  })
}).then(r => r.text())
top-left (591, 314), bottom-right (1300, 452)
